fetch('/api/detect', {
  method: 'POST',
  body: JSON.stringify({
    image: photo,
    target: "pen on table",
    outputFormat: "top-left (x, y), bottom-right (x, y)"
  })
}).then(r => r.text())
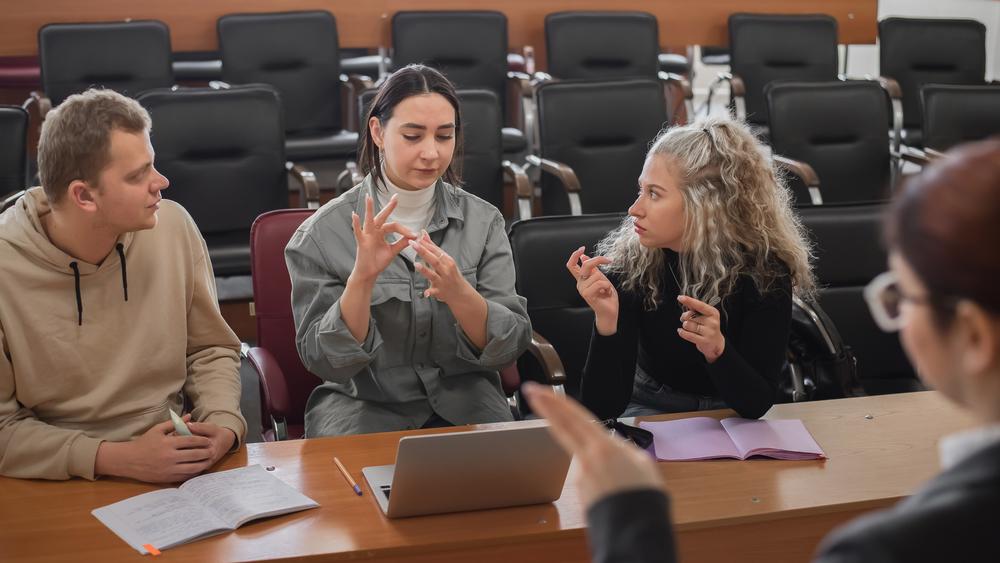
top-left (334, 456), bottom-right (363, 496)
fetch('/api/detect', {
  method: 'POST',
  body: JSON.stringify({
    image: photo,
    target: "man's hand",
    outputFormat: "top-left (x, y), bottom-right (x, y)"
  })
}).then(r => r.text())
top-left (186, 420), bottom-right (237, 467)
top-left (95, 416), bottom-right (216, 483)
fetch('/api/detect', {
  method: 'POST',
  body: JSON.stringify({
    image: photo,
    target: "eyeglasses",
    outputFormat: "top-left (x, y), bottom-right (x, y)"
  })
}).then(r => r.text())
top-left (602, 419), bottom-right (654, 450)
top-left (863, 271), bottom-right (936, 332)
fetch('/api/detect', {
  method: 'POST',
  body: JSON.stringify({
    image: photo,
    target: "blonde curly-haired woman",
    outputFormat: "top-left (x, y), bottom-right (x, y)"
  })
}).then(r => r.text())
top-left (567, 117), bottom-right (815, 420)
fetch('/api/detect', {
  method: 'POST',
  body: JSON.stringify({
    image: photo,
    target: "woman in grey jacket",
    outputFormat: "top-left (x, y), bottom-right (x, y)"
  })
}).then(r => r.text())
top-left (286, 65), bottom-right (530, 437)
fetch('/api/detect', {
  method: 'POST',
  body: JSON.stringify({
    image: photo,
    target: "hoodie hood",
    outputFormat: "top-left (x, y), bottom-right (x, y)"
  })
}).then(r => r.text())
top-left (0, 187), bottom-right (134, 324)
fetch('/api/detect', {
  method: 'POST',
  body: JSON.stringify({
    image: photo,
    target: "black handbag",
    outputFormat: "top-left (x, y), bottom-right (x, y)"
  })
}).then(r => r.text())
top-left (778, 296), bottom-right (862, 402)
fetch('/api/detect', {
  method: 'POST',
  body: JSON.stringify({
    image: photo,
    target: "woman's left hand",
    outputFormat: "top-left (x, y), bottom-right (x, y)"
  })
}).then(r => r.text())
top-left (410, 231), bottom-right (475, 303)
top-left (677, 295), bottom-right (726, 363)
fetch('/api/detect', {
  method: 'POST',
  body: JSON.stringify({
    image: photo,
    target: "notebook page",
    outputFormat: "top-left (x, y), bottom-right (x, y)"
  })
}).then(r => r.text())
top-left (639, 417), bottom-right (741, 460)
top-left (91, 488), bottom-right (229, 554)
top-left (179, 465), bottom-right (319, 529)
top-left (720, 418), bottom-right (825, 460)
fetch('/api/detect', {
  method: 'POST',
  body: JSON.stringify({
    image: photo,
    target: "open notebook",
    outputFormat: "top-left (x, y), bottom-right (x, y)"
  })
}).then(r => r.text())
top-left (639, 417), bottom-right (825, 461)
top-left (92, 465), bottom-right (319, 554)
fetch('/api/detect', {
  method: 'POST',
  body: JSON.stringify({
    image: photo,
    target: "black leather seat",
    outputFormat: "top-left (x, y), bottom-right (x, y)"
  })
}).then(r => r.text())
top-left (797, 202), bottom-right (921, 394)
top-left (879, 17), bottom-right (987, 148)
top-left (724, 13), bottom-right (839, 137)
top-left (509, 213), bottom-right (625, 397)
top-left (137, 85), bottom-right (295, 277)
top-left (534, 79), bottom-right (666, 216)
top-left (391, 11), bottom-right (527, 155)
top-left (545, 11), bottom-right (663, 80)
top-left (218, 11), bottom-right (360, 164)
top-left (37, 21), bottom-right (173, 106)
top-left (0, 105), bottom-right (28, 198)
top-left (766, 81), bottom-right (895, 205)
top-left (921, 84), bottom-right (1000, 152)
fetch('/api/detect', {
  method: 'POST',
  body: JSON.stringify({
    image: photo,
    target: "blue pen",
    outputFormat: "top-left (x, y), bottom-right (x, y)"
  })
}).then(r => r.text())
top-left (334, 456), bottom-right (363, 496)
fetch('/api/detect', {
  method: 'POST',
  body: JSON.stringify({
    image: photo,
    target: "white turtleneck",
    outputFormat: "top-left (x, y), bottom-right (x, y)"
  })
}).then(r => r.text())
top-left (375, 171), bottom-right (436, 262)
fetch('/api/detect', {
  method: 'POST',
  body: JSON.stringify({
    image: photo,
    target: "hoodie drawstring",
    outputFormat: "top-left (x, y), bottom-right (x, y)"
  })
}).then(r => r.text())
top-left (116, 243), bottom-right (128, 302)
top-left (68, 245), bottom-right (129, 326)
top-left (69, 262), bottom-right (82, 326)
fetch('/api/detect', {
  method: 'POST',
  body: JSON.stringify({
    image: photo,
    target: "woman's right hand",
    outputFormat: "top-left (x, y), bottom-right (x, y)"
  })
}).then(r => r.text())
top-left (567, 246), bottom-right (619, 335)
top-left (350, 194), bottom-right (417, 284)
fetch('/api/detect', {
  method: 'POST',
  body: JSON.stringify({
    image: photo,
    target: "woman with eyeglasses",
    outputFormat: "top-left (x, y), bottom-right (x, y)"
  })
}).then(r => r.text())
top-left (286, 65), bottom-right (530, 437)
top-left (528, 138), bottom-right (1000, 562)
top-left (567, 117), bottom-right (815, 420)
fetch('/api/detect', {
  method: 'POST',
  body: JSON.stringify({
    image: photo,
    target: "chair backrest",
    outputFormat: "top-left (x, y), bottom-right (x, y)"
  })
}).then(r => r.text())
top-left (729, 13), bottom-right (838, 126)
top-left (879, 17), bottom-right (987, 132)
top-left (545, 11), bottom-right (660, 80)
top-left (38, 20), bottom-right (173, 106)
top-left (796, 202), bottom-right (918, 392)
top-left (767, 81), bottom-right (892, 204)
top-left (0, 106), bottom-right (28, 196)
top-left (536, 79), bottom-right (666, 215)
top-left (921, 84), bottom-right (1000, 152)
top-left (508, 213), bottom-right (625, 397)
top-left (391, 11), bottom-right (509, 116)
top-left (218, 11), bottom-right (343, 135)
top-left (137, 85), bottom-right (288, 276)
top-left (250, 209), bottom-right (321, 434)
top-left (457, 89), bottom-right (504, 210)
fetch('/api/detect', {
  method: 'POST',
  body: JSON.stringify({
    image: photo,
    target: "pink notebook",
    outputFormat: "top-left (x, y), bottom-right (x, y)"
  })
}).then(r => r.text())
top-left (639, 417), bottom-right (825, 461)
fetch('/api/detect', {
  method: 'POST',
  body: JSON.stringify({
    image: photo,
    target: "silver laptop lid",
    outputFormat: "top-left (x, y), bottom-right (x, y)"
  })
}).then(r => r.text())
top-left (368, 422), bottom-right (572, 518)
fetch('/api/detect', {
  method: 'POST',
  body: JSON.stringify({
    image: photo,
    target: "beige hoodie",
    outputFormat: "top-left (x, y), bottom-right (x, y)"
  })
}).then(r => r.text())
top-left (0, 188), bottom-right (245, 480)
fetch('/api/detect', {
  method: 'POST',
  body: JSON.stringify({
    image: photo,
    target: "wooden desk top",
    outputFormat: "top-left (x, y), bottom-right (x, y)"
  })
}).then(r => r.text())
top-left (1, 0), bottom-right (876, 58)
top-left (0, 391), bottom-right (973, 562)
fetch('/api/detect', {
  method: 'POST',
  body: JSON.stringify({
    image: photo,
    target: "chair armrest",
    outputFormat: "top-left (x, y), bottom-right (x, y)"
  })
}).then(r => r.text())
top-left (924, 147), bottom-right (946, 160)
top-left (246, 347), bottom-right (291, 431)
top-left (658, 71), bottom-right (694, 124)
top-left (875, 76), bottom-right (904, 162)
top-left (22, 91), bottom-right (52, 120)
top-left (340, 73), bottom-right (374, 132)
top-left (286, 161), bottom-right (320, 209)
top-left (773, 154), bottom-right (823, 205)
top-left (502, 159), bottom-right (533, 220)
top-left (525, 154), bottom-right (582, 215)
top-left (1, 190), bottom-right (26, 213)
top-left (898, 145), bottom-right (946, 166)
top-left (526, 331), bottom-right (567, 388)
top-left (714, 72), bottom-right (746, 120)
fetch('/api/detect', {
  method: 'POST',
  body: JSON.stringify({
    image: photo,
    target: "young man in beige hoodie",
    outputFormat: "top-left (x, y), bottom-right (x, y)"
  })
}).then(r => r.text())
top-left (0, 89), bottom-right (246, 482)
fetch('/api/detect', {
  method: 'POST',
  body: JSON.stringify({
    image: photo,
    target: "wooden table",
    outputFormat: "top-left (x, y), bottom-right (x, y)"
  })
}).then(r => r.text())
top-left (1, 0), bottom-right (876, 58)
top-left (0, 391), bottom-right (972, 562)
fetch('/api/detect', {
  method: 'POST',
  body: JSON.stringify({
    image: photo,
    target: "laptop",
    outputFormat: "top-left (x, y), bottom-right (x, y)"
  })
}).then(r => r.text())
top-left (362, 422), bottom-right (573, 518)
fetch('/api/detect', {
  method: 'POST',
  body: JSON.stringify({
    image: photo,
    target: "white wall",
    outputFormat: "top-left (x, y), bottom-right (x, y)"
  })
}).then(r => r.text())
top-left (846, 0), bottom-right (1000, 80)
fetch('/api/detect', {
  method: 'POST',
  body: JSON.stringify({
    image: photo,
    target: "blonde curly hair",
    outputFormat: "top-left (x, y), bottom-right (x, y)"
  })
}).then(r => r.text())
top-left (597, 116), bottom-right (816, 310)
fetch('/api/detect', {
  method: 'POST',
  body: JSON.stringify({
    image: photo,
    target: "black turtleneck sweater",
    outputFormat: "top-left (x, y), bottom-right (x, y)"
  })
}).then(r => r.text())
top-left (581, 251), bottom-right (792, 420)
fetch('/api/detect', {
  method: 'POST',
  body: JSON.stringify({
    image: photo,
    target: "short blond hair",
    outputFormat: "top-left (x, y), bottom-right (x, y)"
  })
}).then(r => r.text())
top-left (38, 89), bottom-right (151, 203)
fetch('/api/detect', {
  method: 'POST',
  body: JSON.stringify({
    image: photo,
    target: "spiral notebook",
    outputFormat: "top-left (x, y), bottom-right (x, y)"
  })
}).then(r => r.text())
top-left (639, 417), bottom-right (825, 461)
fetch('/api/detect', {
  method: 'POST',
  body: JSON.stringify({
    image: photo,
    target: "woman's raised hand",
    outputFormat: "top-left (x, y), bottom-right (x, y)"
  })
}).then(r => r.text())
top-left (566, 246), bottom-right (619, 336)
top-left (351, 194), bottom-right (417, 283)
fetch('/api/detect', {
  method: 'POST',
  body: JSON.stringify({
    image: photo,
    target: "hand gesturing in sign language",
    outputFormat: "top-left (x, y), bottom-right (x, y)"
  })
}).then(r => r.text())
top-left (566, 246), bottom-right (619, 336)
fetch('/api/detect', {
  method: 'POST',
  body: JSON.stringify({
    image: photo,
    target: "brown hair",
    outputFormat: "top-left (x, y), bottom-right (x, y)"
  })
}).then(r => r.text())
top-left (358, 64), bottom-right (463, 188)
top-left (37, 88), bottom-right (151, 203)
top-left (886, 137), bottom-right (1000, 318)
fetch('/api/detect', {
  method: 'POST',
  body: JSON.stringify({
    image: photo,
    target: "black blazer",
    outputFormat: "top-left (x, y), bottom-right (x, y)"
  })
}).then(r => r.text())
top-left (587, 440), bottom-right (1000, 563)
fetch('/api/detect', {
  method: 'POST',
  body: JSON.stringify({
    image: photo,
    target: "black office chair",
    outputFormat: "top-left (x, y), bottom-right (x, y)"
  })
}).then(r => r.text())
top-left (0, 105), bottom-right (29, 199)
top-left (878, 17), bottom-right (988, 148)
top-left (531, 79), bottom-right (667, 216)
top-left (766, 80), bottom-right (901, 205)
top-left (508, 213), bottom-right (625, 397)
top-left (30, 21), bottom-right (173, 118)
top-left (716, 13), bottom-right (839, 138)
top-left (797, 202), bottom-right (921, 395)
top-left (541, 11), bottom-right (692, 123)
top-left (391, 11), bottom-right (528, 155)
top-left (218, 11), bottom-right (368, 169)
top-left (921, 84), bottom-right (1000, 152)
top-left (137, 84), bottom-right (317, 278)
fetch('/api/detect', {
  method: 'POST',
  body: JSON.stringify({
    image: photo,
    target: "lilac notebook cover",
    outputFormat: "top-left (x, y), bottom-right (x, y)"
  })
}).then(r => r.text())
top-left (640, 417), bottom-right (740, 461)
top-left (639, 417), bottom-right (825, 461)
